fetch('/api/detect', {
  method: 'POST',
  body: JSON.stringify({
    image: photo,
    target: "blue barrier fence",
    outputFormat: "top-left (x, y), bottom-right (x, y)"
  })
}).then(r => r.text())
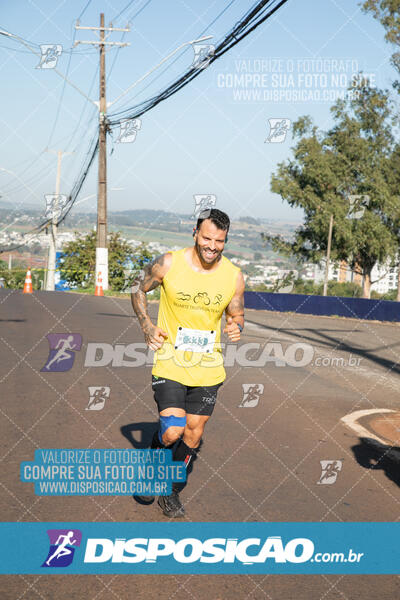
top-left (244, 291), bottom-right (400, 322)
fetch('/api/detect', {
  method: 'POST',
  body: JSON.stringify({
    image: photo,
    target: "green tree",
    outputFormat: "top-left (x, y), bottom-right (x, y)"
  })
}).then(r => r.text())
top-left (60, 231), bottom-right (152, 291)
top-left (381, 143), bottom-right (400, 300)
top-left (0, 260), bottom-right (45, 289)
top-left (362, 1), bottom-right (400, 301)
top-left (266, 84), bottom-right (397, 298)
top-left (362, 1), bottom-right (400, 90)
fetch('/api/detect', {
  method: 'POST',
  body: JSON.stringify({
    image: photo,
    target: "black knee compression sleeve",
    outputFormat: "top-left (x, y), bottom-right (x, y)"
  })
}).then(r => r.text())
top-left (173, 439), bottom-right (198, 468)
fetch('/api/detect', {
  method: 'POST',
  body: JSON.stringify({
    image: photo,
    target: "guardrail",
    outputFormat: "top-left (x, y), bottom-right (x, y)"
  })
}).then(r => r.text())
top-left (244, 291), bottom-right (400, 322)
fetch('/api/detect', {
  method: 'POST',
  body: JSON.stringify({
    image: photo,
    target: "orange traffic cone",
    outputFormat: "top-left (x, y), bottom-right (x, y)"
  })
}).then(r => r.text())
top-left (23, 269), bottom-right (33, 294)
top-left (94, 272), bottom-right (104, 297)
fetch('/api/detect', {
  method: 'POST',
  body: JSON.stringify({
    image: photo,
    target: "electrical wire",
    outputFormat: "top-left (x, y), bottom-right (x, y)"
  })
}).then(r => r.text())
top-left (110, 0), bottom-right (238, 113)
top-left (78, 0), bottom-right (93, 20)
top-left (112, 0), bottom-right (138, 23)
top-left (108, 0), bottom-right (289, 126)
top-left (46, 23), bottom-right (77, 149)
top-left (107, 0), bottom-right (153, 85)
top-left (2, 0), bottom-right (289, 249)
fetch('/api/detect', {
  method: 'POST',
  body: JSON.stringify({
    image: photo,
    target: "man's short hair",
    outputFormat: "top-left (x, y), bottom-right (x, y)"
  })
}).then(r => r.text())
top-left (196, 208), bottom-right (230, 234)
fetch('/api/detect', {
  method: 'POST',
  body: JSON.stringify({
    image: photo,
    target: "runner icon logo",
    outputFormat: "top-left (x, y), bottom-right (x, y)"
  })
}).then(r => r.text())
top-left (41, 333), bottom-right (82, 372)
top-left (192, 194), bottom-right (217, 218)
top-left (239, 384), bottom-right (264, 408)
top-left (192, 45), bottom-right (215, 70)
top-left (264, 118), bottom-right (291, 143)
top-left (116, 118), bottom-right (142, 143)
top-left (36, 44), bottom-right (62, 69)
top-left (317, 460), bottom-right (342, 485)
top-left (42, 529), bottom-right (82, 568)
top-left (86, 386), bottom-right (110, 411)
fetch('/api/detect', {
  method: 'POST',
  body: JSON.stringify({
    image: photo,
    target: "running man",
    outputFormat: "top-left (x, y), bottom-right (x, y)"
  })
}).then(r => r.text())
top-left (131, 209), bottom-right (244, 517)
top-left (45, 335), bottom-right (77, 371)
top-left (46, 531), bottom-right (76, 566)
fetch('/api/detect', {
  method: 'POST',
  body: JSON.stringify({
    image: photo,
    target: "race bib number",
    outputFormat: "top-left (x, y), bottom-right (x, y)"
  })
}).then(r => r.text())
top-left (174, 327), bottom-right (216, 354)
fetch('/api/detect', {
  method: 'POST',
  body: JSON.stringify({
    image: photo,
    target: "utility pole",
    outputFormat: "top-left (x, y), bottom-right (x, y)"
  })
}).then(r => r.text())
top-left (98, 13), bottom-right (108, 289)
top-left (45, 150), bottom-right (72, 291)
top-left (323, 214), bottom-right (334, 297)
top-left (75, 15), bottom-right (130, 290)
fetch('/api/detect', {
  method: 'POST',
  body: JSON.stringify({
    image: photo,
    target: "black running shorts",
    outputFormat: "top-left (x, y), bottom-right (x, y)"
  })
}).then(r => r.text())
top-left (152, 375), bottom-right (223, 416)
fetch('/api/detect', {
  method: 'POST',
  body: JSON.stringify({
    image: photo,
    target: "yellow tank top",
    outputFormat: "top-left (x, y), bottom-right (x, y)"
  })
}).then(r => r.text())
top-left (152, 248), bottom-right (240, 386)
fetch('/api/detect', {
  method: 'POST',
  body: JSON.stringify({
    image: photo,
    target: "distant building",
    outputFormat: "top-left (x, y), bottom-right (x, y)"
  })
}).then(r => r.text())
top-left (302, 259), bottom-right (398, 294)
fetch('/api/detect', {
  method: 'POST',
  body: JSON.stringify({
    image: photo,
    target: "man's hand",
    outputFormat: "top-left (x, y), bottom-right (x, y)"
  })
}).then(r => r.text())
top-left (223, 316), bottom-right (241, 342)
top-left (143, 321), bottom-right (168, 351)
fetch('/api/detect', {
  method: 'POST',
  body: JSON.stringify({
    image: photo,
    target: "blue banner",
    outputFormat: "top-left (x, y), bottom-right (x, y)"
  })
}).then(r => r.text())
top-left (244, 291), bottom-right (400, 322)
top-left (0, 522), bottom-right (398, 574)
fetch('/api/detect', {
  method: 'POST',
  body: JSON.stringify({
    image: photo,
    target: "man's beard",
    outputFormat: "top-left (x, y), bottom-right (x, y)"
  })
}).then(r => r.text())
top-left (195, 239), bottom-right (222, 266)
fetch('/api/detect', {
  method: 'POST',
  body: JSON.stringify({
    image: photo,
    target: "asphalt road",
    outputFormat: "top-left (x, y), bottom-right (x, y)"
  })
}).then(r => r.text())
top-left (1, 289), bottom-right (399, 599)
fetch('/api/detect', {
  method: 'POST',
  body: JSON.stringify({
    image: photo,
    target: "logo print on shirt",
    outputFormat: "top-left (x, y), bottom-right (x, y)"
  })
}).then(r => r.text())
top-left (177, 292), bottom-right (191, 301)
top-left (193, 292), bottom-right (211, 306)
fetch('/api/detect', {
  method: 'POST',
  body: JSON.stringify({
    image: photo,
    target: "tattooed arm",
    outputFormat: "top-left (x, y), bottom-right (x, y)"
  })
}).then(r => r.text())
top-left (223, 270), bottom-right (245, 342)
top-left (131, 253), bottom-right (172, 351)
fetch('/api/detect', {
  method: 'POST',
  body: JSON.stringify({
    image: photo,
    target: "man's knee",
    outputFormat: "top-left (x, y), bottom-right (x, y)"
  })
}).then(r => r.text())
top-left (183, 423), bottom-right (205, 446)
top-left (163, 425), bottom-right (184, 445)
top-left (159, 414), bottom-right (186, 446)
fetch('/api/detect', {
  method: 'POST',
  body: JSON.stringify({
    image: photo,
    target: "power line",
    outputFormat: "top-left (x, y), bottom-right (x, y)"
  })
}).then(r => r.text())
top-left (128, 0), bottom-right (154, 22)
top-left (109, 0), bottom-right (238, 113)
top-left (78, 0), bottom-right (93, 20)
top-left (108, 0), bottom-right (289, 125)
top-left (107, 0), bottom-right (153, 84)
top-left (44, 0), bottom-right (289, 245)
top-left (46, 24), bottom-right (77, 149)
top-left (112, 0), bottom-right (138, 23)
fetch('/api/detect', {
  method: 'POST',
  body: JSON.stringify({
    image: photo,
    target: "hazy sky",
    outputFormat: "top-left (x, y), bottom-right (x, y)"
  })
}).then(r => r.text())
top-left (0, 0), bottom-right (398, 224)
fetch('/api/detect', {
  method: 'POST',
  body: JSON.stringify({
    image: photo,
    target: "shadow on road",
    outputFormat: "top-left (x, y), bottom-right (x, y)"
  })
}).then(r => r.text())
top-left (120, 421), bottom-right (201, 501)
top-left (245, 317), bottom-right (400, 376)
top-left (120, 421), bottom-right (158, 448)
top-left (351, 437), bottom-right (400, 488)
top-left (96, 313), bottom-right (131, 318)
top-left (0, 319), bottom-right (26, 322)
top-left (121, 422), bottom-right (159, 505)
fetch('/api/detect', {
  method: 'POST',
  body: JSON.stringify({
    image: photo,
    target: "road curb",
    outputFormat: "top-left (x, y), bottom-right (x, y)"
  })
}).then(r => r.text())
top-left (341, 409), bottom-right (400, 463)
